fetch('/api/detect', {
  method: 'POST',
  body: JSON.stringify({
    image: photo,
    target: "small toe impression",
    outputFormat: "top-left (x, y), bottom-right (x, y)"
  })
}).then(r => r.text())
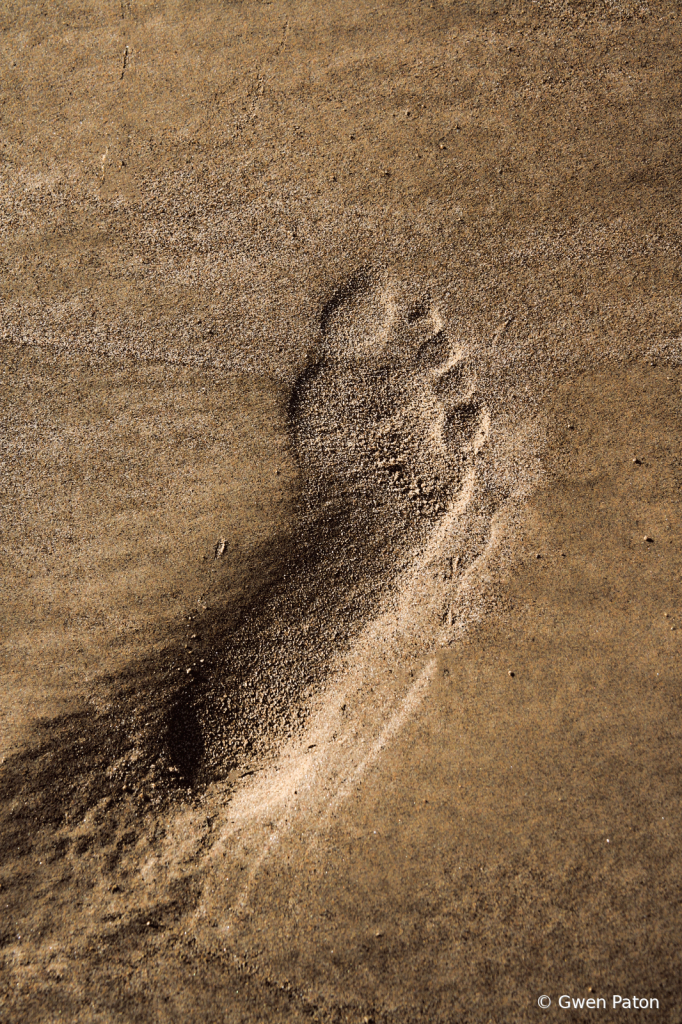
top-left (415, 331), bottom-right (451, 369)
top-left (442, 402), bottom-right (482, 448)
top-left (431, 362), bottom-right (472, 402)
top-left (406, 297), bottom-right (430, 324)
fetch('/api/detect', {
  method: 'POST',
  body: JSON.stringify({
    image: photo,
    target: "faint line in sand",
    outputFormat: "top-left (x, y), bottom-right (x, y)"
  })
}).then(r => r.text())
top-left (215, 658), bottom-right (435, 933)
top-left (225, 18), bottom-right (290, 142)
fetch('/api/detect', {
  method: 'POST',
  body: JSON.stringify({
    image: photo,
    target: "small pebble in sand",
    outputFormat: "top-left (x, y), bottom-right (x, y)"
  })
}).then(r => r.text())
top-left (664, 613), bottom-right (669, 618)
top-left (633, 458), bottom-right (641, 464)
top-left (644, 536), bottom-right (653, 543)
top-left (508, 670), bottom-right (515, 677)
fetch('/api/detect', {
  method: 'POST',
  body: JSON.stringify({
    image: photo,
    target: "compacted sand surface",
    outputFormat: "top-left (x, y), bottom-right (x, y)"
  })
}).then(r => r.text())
top-left (2, 1), bottom-right (682, 1021)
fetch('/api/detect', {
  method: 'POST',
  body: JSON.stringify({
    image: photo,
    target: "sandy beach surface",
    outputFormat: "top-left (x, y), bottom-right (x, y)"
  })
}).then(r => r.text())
top-left (2, 0), bottom-right (682, 1020)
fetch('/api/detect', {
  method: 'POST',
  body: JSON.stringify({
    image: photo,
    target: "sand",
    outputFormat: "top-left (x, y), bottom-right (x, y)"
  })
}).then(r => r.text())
top-left (1, 0), bottom-right (682, 1021)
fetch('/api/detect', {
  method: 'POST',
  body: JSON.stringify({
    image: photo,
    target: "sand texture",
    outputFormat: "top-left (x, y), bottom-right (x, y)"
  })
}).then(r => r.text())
top-left (1, 0), bottom-right (682, 1021)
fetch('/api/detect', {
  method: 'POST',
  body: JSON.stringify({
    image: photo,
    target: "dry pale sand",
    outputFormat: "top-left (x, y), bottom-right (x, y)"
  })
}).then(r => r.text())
top-left (1, 0), bottom-right (682, 1021)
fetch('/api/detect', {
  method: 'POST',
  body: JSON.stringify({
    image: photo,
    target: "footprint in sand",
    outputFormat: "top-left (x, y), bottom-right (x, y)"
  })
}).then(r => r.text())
top-left (184, 269), bottom-right (489, 782)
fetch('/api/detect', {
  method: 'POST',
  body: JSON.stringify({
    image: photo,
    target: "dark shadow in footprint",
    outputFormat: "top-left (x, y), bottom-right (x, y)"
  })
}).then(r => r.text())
top-left (164, 684), bottom-right (206, 786)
